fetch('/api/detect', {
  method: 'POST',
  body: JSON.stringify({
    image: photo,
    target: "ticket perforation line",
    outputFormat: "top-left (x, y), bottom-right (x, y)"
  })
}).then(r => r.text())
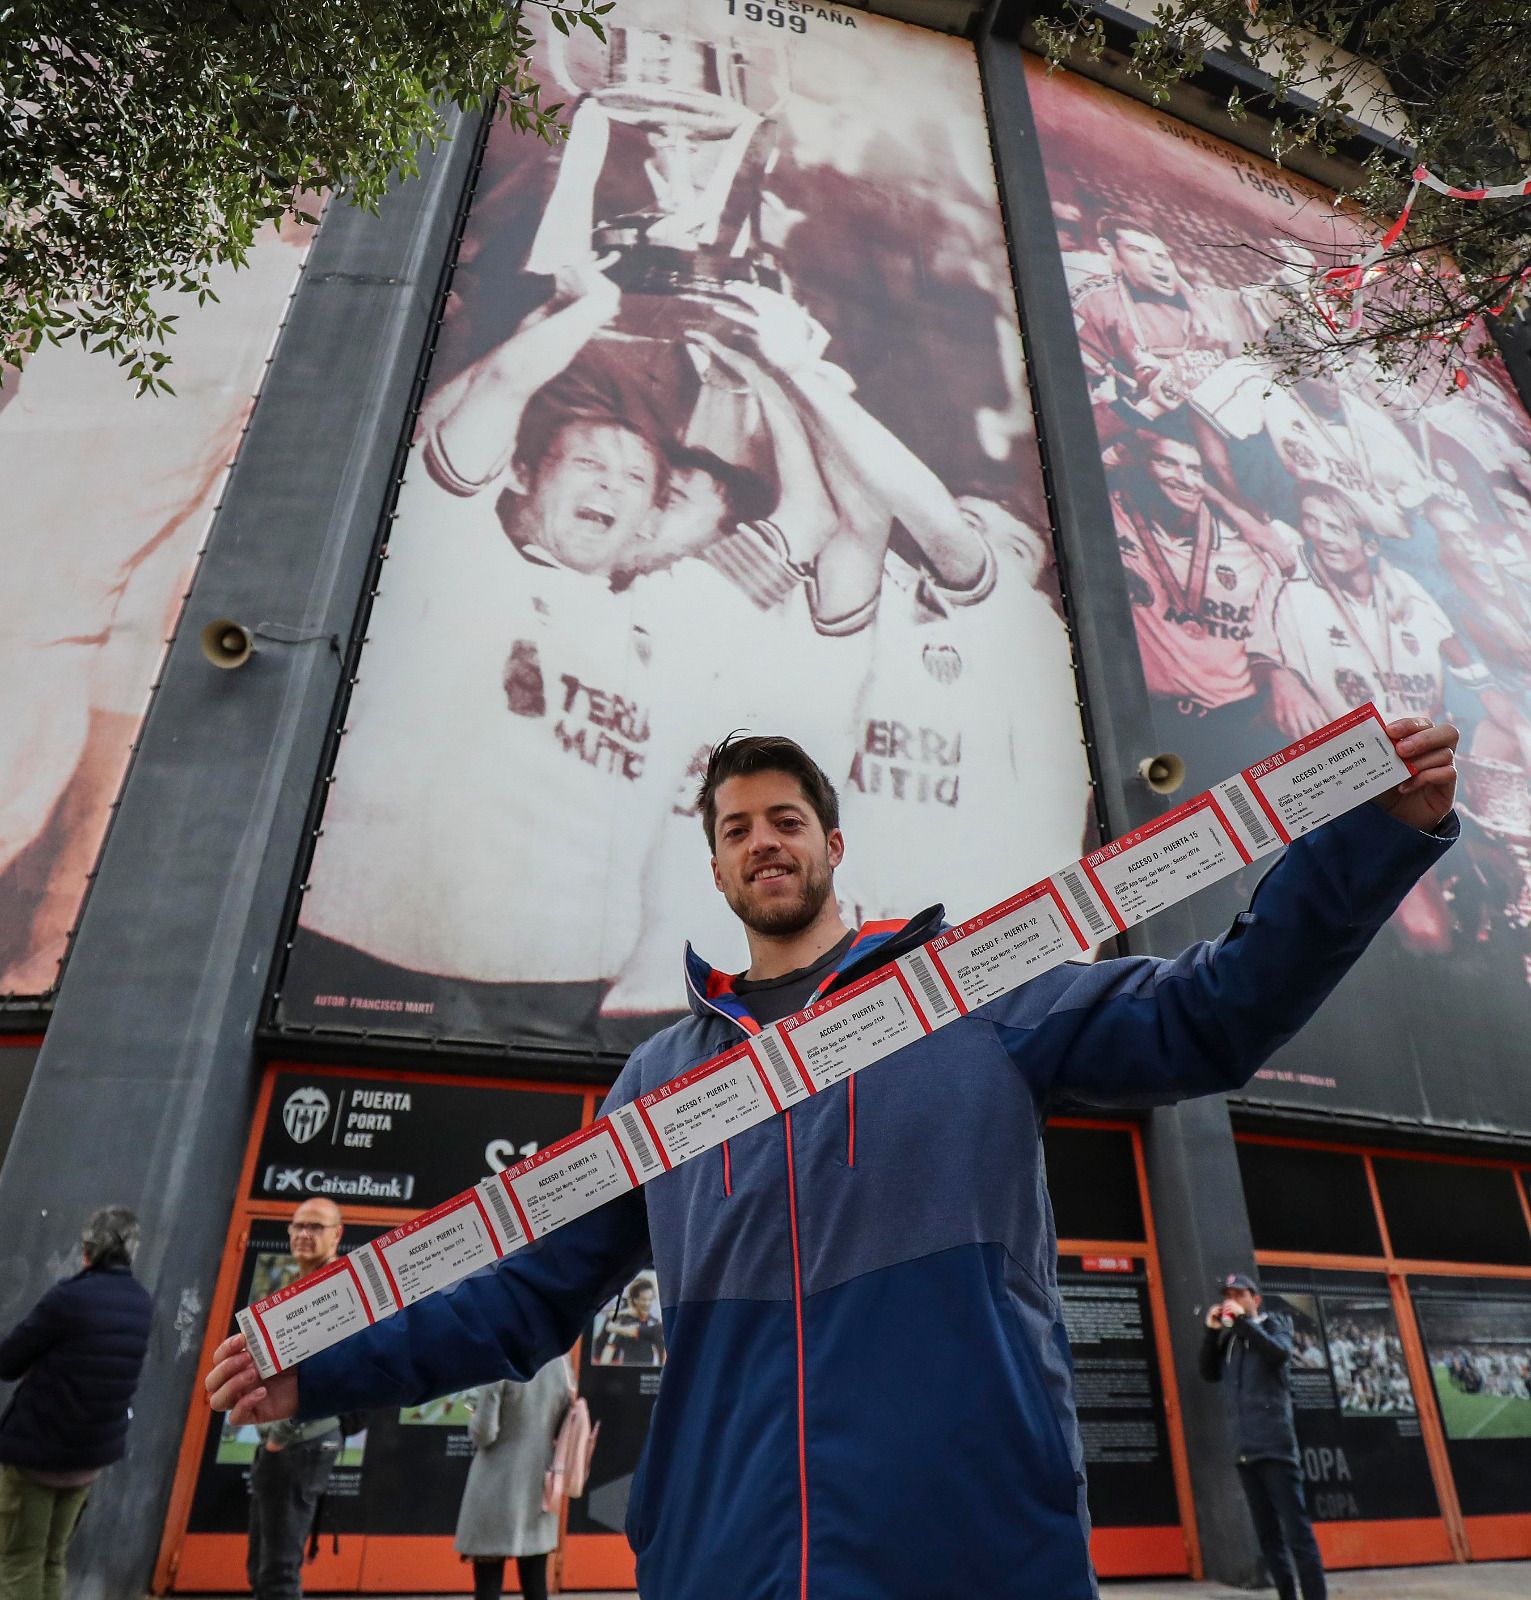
top-left (474, 1174), bottom-right (526, 1255)
top-left (900, 946), bottom-right (965, 1021)
top-left (342, 1254), bottom-right (378, 1325)
top-left (237, 703), bottom-right (1412, 1379)
top-left (470, 1187), bottom-right (505, 1256)
top-left (756, 1026), bottom-right (813, 1101)
top-left (744, 1040), bottom-right (787, 1114)
top-left (1055, 863), bottom-right (1114, 940)
top-left (1216, 776), bottom-right (1279, 856)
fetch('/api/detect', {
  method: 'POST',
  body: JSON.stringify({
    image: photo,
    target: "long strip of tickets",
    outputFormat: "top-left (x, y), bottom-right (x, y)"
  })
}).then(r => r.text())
top-left (239, 703), bottom-right (1413, 1378)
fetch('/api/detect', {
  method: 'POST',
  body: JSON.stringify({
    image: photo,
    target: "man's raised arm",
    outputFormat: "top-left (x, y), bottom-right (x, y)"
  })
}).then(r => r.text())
top-left (987, 718), bottom-right (1459, 1110)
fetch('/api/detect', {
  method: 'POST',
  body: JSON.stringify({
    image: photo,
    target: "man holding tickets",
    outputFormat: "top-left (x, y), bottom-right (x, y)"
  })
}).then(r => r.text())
top-left (209, 719), bottom-right (1459, 1600)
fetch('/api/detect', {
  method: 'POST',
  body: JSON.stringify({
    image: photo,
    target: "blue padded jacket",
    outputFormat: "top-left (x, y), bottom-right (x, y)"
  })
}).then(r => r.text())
top-left (297, 804), bottom-right (1452, 1599)
top-left (0, 1263), bottom-right (153, 1474)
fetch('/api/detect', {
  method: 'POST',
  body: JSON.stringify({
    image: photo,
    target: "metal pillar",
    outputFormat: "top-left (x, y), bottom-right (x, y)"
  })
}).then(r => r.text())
top-left (977, 16), bottom-right (1267, 1585)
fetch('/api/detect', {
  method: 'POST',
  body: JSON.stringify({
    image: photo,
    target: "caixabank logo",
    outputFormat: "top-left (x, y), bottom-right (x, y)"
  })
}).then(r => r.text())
top-left (261, 1164), bottom-right (415, 1202)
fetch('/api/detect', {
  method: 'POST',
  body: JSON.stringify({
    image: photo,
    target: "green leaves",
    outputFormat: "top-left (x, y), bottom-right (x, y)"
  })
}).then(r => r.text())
top-left (1, 0), bottom-right (615, 394)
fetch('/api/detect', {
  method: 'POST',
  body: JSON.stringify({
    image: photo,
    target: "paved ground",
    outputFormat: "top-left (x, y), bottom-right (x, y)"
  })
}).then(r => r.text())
top-left (192, 1565), bottom-right (1529, 1597)
top-left (1097, 1563), bottom-right (1528, 1598)
top-left (542, 1567), bottom-right (1528, 1598)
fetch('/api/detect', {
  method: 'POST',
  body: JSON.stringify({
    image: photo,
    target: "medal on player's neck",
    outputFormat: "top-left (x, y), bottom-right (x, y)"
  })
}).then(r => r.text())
top-left (1133, 499), bottom-right (1216, 628)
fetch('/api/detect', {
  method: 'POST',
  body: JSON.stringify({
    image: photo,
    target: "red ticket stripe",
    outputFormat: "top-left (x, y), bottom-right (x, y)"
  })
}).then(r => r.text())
top-left (604, 1119), bottom-right (641, 1188)
top-left (1204, 793), bottom-right (1252, 867)
top-left (498, 1172), bottom-right (536, 1245)
top-left (469, 1188), bottom-right (503, 1255)
top-left (1080, 854), bottom-right (1128, 935)
top-left (343, 1255), bottom-right (376, 1325)
top-left (248, 1303), bottom-right (281, 1374)
top-left (1046, 880), bottom-right (1090, 952)
top-left (505, 1118), bottom-right (608, 1182)
top-left (923, 943), bottom-right (970, 1015)
top-left (374, 1239), bottom-right (405, 1307)
top-left (891, 963), bottom-right (933, 1033)
top-left (747, 1041), bottom-right (785, 1113)
top-left (637, 1098), bottom-right (674, 1171)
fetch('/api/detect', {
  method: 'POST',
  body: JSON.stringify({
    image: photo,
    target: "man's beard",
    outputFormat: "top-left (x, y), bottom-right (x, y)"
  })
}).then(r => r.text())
top-left (725, 858), bottom-right (835, 938)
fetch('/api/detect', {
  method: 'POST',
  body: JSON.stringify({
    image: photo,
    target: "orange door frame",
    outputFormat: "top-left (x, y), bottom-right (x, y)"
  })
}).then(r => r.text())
top-left (153, 1062), bottom-right (598, 1595)
top-left (155, 1082), bottom-right (1198, 1591)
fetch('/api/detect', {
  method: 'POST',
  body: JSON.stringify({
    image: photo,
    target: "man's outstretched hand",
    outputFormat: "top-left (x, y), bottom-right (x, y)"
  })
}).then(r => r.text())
top-left (205, 1333), bottom-right (298, 1427)
top-left (1372, 717), bottom-right (1459, 834)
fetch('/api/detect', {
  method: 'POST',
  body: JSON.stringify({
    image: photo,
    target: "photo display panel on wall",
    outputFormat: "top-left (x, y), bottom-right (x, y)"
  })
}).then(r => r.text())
top-left (1026, 57), bottom-right (1531, 1137)
top-left (1257, 1268), bottom-right (1441, 1528)
top-left (1056, 1255), bottom-right (1179, 1531)
top-left (567, 1266), bottom-right (668, 1539)
top-left (0, 223), bottom-right (314, 1006)
top-left (277, 0), bottom-right (1094, 1056)
top-left (1410, 1276), bottom-right (1531, 1520)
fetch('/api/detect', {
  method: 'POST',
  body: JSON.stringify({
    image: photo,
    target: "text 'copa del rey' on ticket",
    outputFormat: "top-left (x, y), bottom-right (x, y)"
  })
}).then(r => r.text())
top-left (239, 703), bottom-right (1413, 1377)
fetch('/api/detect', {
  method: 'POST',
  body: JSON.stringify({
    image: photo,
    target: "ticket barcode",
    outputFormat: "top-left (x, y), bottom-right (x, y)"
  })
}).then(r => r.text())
top-left (1225, 780), bottom-right (1275, 852)
top-left (355, 1248), bottom-right (393, 1313)
top-left (1057, 866), bottom-right (1110, 940)
top-left (613, 1106), bottom-right (663, 1177)
top-left (237, 1307), bottom-right (274, 1379)
top-left (479, 1177), bottom-right (521, 1251)
top-left (757, 1030), bottom-right (803, 1099)
top-left (903, 950), bottom-right (956, 1021)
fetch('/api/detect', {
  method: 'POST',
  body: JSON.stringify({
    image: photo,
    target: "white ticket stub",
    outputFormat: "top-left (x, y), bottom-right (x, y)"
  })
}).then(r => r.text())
top-left (474, 1174), bottom-right (528, 1256)
top-left (750, 1025), bottom-right (814, 1109)
top-left (372, 1190), bottom-right (502, 1308)
top-left (237, 703), bottom-right (1416, 1373)
top-left (239, 1256), bottom-right (373, 1379)
top-left (1212, 775), bottom-right (1285, 860)
top-left (631, 1044), bottom-right (781, 1167)
top-left (1081, 792), bottom-right (1250, 932)
top-left (1243, 704), bottom-right (1410, 842)
top-left (777, 966), bottom-right (931, 1090)
top-left (914, 880), bottom-right (1090, 1014)
top-left (503, 1121), bottom-right (637, 1240)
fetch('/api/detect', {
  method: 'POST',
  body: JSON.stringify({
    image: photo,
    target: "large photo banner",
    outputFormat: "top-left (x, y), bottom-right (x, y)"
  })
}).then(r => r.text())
top-left (1027, 59), bottom-right (1531, 1136)
top-left (279, 1), bottom-right (1092, 1052)
top-left (0, 224), bottom-right (313, 1004)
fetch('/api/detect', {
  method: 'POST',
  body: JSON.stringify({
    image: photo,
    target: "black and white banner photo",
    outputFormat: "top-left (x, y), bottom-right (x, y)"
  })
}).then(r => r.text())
top-left (278, 0), bottom-right (1090, 1053)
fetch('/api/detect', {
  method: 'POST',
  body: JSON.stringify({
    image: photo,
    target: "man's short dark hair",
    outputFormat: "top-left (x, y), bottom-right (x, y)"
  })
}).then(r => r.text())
top-left (1097, 212), bottom-right (1164, 249)
top-left (83, 1205), bottom-right (140, 1269)
top-left (666, 445), bottom-right (775, 528)
top-left (697, 733), bottom-right (840, 853)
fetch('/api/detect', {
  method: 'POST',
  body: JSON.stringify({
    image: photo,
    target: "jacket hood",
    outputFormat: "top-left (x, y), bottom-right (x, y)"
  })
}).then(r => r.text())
top-left (682, 904), bottom-right (946, 1032)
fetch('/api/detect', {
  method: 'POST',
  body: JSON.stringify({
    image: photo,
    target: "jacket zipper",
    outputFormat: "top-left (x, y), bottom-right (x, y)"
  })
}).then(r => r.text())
top-left (784, 1109), bottom-right (810, 1600)
top-left (686, 929), bottom-right (928, 1600)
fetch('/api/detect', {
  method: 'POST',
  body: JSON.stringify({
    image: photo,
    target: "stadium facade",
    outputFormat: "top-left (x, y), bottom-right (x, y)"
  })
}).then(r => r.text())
top-left (1, 0), bottom-right (1529, 1593)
